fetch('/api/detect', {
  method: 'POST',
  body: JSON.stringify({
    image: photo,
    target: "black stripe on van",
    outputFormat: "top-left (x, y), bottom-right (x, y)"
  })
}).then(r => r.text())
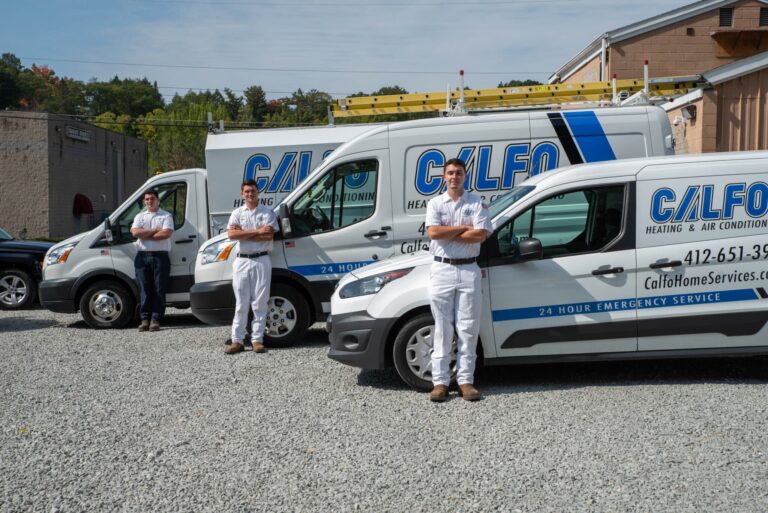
top-left (500, 312), bottom-right (768, 349)
top-left (547, 112), bottom-right (583, 165)
top-left (756, 287), bottom-right (768, 299)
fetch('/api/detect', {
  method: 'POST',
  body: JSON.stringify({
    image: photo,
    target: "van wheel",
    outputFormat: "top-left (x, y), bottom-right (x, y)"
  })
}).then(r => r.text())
top-left (0, 269), bottom-right (36, 310)
top-left (79, 281), bottom-right (134, 329)
top-left (393, 313), bottom-right (457, 391)
top-left (264, 284), bottom-right (310, 347)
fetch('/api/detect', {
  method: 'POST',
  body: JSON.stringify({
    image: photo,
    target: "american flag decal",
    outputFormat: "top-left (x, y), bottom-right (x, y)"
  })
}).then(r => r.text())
top-left (285, 241), bottom-right (295, 248)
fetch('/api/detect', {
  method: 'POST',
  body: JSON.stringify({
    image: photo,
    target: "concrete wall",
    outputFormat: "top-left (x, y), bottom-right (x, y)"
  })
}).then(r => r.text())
top-left (46, 116), bottom-right (148, 238)
top-left (0, 111), bottom-right (148, 239)
top-left (0, 112), bottom-right (50, 238)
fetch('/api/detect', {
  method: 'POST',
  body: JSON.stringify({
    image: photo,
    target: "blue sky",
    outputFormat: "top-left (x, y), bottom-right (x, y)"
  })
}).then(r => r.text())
top-left (2, 0), bottom-right (693, 101)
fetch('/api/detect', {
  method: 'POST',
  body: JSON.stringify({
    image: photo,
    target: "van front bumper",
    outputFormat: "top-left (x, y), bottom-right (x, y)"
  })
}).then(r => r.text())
top-left (190, 280), bottom-right (234, 326)
top-left (39, 278), bottom-right (77, 313)
top-left (327, 311), bottom-right (398, 369)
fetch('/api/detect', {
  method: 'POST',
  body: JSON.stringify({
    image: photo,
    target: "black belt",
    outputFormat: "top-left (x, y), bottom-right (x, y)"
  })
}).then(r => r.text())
top-left (434, 256), bottom-right (476, 265)
top-left (138, 250), bottom-right (168, 255)
top-left (237, 252), bottom-right (269, 259)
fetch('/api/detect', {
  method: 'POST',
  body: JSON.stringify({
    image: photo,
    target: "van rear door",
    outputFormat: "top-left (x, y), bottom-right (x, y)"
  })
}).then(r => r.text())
top-left (635, 160), bottom-right (768, 352)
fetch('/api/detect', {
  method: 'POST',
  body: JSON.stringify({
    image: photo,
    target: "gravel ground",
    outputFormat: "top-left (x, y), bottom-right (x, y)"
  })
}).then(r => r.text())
top-left (1, 308), bottom-right (768, 513)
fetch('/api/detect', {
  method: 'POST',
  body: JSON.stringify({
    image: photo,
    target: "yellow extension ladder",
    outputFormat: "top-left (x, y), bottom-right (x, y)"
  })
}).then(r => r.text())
top-left (330, 76), bottom-right (702, 119)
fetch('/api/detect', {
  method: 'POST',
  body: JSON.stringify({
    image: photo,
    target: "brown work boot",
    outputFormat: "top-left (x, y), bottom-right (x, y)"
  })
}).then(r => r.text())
top-left (138, 320), bottom-right (150, 332)
top-left (224, 342), bottom-right (244, 355)
top-left (458, 383), bottom-right (481, 402)
top-left (149, 320), bottom-right (160, 332)
top-left (252, 342), bottom-right (266, 353)
top-left (429, 385), bottom-right (449, 402)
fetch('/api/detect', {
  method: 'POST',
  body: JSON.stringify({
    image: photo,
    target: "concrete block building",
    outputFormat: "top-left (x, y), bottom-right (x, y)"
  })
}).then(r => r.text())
top-left (0, 111), bottom-right (148, 239)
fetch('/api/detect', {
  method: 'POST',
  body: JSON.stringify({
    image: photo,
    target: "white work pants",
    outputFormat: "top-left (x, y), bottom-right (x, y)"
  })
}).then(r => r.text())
top-left (231, 256), bottom-right (272, 344)
top-left (429, 262), bottom-right (481, 386)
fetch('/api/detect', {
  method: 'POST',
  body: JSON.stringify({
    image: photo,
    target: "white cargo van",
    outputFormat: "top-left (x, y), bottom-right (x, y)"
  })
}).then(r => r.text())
top-left (327, 151), bottom-right (768, 390)
top-left (191, 106), bottom-right (674, 345)
top-left (39, 124), bottom-right (374, 328)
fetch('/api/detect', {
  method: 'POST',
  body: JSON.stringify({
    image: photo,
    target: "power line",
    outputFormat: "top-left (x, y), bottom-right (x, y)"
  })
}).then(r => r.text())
top-left (20, 57), bottom-right (551, 76)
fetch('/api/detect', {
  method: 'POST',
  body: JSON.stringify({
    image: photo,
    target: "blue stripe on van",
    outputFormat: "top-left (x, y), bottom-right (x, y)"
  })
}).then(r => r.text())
top-left (492, 288), bottom-right (759, 322)
top-left (562, 111), bottom-right (617, 163)
top-left (289, 260), bottom-right (376, 277)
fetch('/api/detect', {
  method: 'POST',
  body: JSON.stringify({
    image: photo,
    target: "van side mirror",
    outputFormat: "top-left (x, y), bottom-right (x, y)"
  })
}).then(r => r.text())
top-left (278, 203), bottom-right (292, 238)
top-left (103, 218), bottom-right (115, 245)
top-left (518, 238), bottom-right (543, 261)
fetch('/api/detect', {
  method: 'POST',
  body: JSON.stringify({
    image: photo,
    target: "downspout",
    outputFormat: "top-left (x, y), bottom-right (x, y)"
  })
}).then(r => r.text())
top-left (600, 37), bottom-right (607, 81)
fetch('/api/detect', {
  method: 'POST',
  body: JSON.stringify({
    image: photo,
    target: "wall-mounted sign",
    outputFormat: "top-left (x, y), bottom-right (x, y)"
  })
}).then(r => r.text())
top-left (66, 126), bottom-right (91, 142)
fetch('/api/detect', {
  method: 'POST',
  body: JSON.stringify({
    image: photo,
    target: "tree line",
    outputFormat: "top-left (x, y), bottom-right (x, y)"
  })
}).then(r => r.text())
top-left (0, 52), bottom-right (539, 174)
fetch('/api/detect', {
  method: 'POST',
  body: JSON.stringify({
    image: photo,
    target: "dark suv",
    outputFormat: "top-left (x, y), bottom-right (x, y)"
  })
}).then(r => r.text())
top-left (0, 228), bottom-right (54, 310)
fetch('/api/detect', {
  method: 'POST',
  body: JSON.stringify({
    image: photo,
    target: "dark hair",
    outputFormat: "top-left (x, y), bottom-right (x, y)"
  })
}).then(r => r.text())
top-left (241, 179), bottom-right (259, 191)
top-left (143, 189), bottom-right (159, 199)
top-left (444, 158), bottom-right (467, 172)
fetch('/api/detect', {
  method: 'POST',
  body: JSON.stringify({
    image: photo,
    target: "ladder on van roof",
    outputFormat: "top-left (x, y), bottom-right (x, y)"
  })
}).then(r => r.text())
top-left (330, 75), bottom-right (703, 119)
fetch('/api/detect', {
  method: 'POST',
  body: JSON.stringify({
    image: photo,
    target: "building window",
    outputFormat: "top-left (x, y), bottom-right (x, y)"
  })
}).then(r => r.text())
top-left (760, 7), bottom-right (768, 27)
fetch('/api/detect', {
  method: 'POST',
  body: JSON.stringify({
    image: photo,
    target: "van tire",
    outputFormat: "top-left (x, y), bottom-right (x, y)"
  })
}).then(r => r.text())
top-left (264, 284), bottom-right (310, 347)
top-left (79, 280), bottom-right (135, 329)
top-left (0, 269), bottom-right (36, 310)
top-left (393, 313), bottom-right (456, 392)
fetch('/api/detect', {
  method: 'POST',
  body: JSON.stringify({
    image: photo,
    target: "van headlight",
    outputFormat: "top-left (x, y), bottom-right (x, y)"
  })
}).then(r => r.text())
top-left (201, 239), bottom-right (236, 265)
top-left (338, 268), bottom-right (413, 299)
top-left (45, 242), bottom-right (77, 267)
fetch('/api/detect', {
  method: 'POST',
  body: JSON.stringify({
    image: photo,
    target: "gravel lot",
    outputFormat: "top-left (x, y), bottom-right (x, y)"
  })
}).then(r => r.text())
top-left (1, 307), bottom-right (768, 513)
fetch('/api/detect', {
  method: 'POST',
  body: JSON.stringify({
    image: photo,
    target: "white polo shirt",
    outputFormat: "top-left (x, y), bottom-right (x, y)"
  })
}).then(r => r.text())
top-left (425, 191), bottom-right (493, 259)
top-left (132, 209), bottom-right (174, 252)
top-left (227, 205), bottom-right (280, 254)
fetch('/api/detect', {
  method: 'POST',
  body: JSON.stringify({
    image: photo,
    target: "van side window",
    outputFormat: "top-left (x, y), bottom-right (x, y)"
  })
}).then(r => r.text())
top-left (495, 185), bottom-right (625, 258)
top-left (291, 159), bottom-right (378, 236)
top-left (115, 182), bottom-right (188, 241)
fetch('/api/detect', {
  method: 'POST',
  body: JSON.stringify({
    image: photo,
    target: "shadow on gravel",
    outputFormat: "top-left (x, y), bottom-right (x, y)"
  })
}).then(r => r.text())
top-left (0, 317), bottom-right (59, 332)
top-left (477, 357), bottom-right (768, 396)
top-left (352, 357), bottom-right (768, 394)
top-left (65, 313), bottom-right (204, 330)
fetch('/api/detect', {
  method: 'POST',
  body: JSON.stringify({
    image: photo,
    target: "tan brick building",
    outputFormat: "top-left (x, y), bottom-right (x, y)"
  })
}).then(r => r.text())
top-left (550, 0), bottom-right (768, 153)
top-left (0, 111), bottom-right (148, 239)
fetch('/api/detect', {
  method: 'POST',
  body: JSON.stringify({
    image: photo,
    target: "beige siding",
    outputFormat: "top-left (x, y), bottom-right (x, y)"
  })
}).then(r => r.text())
top-left (0, 113), bottom-right (50, 238)
top-left (562, 56), bottom-right (602, 84)
top-left (666, 90), bottom-right (719, 155)
top-left (716, 68), bottom-right (768, 151)
top-left (609, 0), bottom-right (767, 79)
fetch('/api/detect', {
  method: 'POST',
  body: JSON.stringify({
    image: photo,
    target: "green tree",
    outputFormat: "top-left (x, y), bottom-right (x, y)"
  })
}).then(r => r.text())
top-left (85, 77), bottom-right (163, 118)
top-left (137, 102), bottom-right (230, 174)
top-left (497, 79), bottom-right (542, 87)
top-left (243, 85), bottom-right (268, 123)
top-left (91, 111), bottom-right (133, 135)
top-left (223, 88), bottom-right (243, 121)
top-left (0, 54), bottom-right (22, 108)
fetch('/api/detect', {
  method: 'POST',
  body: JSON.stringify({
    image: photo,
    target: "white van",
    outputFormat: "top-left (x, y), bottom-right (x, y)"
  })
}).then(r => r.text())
top-left (327, 150), bottom-right (768, 390)
top-left (191, 106), bottom-right (674, 345)
top-left (39, 124), bottom-right (374, 328)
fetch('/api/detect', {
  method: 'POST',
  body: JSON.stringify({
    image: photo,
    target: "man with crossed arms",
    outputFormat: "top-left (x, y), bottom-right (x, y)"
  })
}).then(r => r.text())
top-left (425, 158), bottom-right (493, 402)
top-left (224, 180), bottom-right (280, 354)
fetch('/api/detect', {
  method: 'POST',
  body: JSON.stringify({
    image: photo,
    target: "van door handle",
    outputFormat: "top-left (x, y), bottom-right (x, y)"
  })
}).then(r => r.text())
top-left (592, 266), bottom-right (624, 276)
top-left (649, 260), bottom-right (682, 269)
top-left (364, 230), bottom-right (388, 238)
top-left (176, 239), bottom-right (194, 244)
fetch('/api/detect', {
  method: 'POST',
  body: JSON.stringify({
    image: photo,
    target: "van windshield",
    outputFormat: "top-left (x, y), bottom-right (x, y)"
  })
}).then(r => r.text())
top-left (487, 186), bottom-right (535, 220)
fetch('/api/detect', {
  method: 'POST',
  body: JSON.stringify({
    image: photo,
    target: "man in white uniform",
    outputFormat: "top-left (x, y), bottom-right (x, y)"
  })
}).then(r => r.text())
top-left (224, 180), bottom-right (280, 354)
top-left (130, 189), bottom-right (174, 332)
top-left (425, 158), bottom-right (493, 402)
